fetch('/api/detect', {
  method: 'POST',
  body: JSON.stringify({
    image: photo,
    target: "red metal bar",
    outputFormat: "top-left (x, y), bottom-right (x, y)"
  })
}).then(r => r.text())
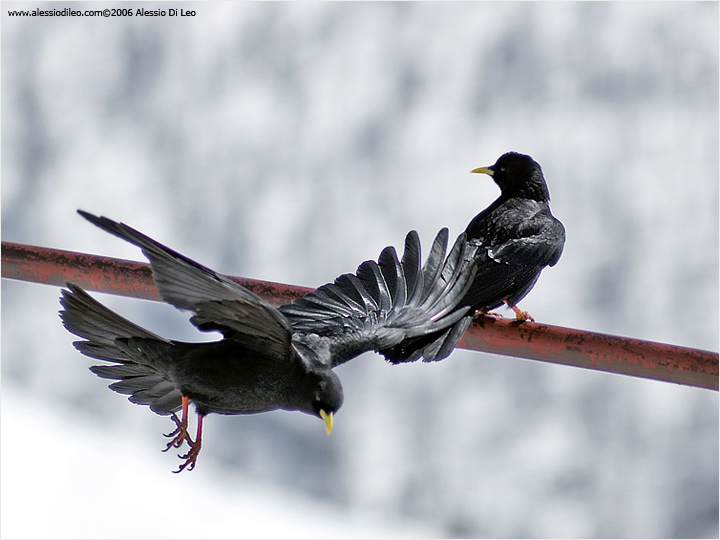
top-left (459, 317), bottom-right (717, 391)
top-left (3, 241), bottom-right (718, 391)
top-left (1, 241), bottom-right (312, 304)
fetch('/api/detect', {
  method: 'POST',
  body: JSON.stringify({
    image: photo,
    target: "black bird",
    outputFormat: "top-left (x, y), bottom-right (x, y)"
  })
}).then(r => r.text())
top-left (60, 211), bottom-right (476, 472)
top-left (381, 152), bottom-right (564, 363)
top-left (462, 151), bottom-right (565, 321)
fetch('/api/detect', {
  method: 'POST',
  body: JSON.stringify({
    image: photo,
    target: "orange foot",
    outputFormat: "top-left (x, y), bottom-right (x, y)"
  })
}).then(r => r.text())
top-left (506, 302), bottom-right (535, 322)
top-left (163, 395), bottom-right (194, 451)
top-left (173, 413), bottom-right (203, 473)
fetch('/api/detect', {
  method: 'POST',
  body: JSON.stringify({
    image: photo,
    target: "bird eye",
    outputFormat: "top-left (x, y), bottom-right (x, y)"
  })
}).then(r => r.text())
top-left (313, 396), bottom-right (327, 414)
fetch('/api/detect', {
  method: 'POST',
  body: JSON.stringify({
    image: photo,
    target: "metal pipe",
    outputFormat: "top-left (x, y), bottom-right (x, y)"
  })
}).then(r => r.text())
top-left (3, 241), bottom-right (717, 391)
top-left (1, 241), bottom-right (313, 303)
top-left (459, 317), bottom-right (717, 391)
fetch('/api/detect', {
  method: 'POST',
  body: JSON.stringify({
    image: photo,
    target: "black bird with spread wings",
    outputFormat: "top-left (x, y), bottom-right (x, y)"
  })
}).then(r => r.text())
top-left (462, 152), bottom-right (565, 321)
top-left (60, 211), bottom-right (477, 472)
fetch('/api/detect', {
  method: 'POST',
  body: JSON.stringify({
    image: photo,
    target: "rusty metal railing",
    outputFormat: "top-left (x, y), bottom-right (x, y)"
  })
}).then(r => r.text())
top-left (3, 241), bottom-right (717, 391)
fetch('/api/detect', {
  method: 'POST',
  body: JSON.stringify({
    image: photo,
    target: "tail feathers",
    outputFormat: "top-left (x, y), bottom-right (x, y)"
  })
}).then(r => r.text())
top-left (60, 283), bottom-right (182, 415)
top-left (91, 361), bottom-right (181, 414)
top-left (60, 283), bottom-right (164, 345)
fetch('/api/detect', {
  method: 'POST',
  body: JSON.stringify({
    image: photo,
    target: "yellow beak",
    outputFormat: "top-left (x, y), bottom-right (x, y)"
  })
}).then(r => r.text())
top-left (471, 166), bottom-right (494, 176)
top-left (319, 410), bottom-right (333, 435)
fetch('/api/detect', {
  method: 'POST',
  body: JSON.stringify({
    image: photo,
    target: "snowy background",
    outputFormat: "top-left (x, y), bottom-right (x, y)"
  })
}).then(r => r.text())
top-left (2, 2), bottom-right (718, 538)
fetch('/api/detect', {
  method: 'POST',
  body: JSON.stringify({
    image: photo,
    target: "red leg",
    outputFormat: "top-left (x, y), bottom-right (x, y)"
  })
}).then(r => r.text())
top-left (174, 413), bottom-right (203, 473)
top-left (163, 395), bottom-right (195, 451)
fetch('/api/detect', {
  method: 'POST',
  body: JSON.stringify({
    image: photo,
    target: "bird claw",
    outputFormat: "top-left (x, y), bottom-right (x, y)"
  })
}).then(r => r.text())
top-left (472, 309), bottom-right (504, 324)
top-left (173, 440), bottom-right (202, 473)
top-left (508, 304), bottom-right (534, 322)
top-left (165, 399), bottom-right (204, 473)
top-left (475, 304), bottom-right (535, 322)
top-left (163, 412), bottom-right (183, 438)
top-left (500, 300), bottom-right (535, 322)
top-left (162, 412), bottom-right (195, 452)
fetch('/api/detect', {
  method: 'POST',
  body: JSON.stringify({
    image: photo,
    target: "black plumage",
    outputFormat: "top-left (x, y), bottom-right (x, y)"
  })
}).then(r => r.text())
top-left (60, 211), bottom-right (476, 471)
top-left (461, 152), bottom-right (565, 320)
top-left (279, 226), bottom-right (478, 364)
top-left (380, 152), bottom-right (564, 363)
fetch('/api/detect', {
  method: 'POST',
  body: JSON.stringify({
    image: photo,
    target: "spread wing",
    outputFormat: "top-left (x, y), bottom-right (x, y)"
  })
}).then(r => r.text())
top-left (78, 211), bottom-right (293, 360)
top-left (280, 228), bottom-right (477, 366)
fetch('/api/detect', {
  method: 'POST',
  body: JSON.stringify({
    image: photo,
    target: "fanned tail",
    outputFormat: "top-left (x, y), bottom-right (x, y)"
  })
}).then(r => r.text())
top-left (60, 283), bottom-right (182, 414)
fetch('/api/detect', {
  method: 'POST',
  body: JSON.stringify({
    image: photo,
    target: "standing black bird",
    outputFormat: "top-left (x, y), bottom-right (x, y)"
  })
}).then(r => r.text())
top-left (60, 211), bottom-right (476, 472)
top-left (462, 151), bottom-right (565, 321)
top-left (381, 152), bottom-right (564, 363)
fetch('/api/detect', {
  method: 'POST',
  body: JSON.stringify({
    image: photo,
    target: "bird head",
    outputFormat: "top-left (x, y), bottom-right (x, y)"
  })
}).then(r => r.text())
top-left (291, 336), bottom-right (344, 434)
top-left (472, 152), bottom-right (551, 202)
top-left (311, 368), bottom-right (344, 435)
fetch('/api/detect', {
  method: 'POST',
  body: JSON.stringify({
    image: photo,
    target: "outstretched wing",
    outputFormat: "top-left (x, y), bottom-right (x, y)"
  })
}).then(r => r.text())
top-left (78, 210), bottom-right (293, 360)
top-left (280, 228), bottom-right (477, 366)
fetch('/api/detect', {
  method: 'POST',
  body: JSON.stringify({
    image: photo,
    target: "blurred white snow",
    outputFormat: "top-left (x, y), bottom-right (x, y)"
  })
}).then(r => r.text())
top-left (2, 2), bottom-right (717, 538)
